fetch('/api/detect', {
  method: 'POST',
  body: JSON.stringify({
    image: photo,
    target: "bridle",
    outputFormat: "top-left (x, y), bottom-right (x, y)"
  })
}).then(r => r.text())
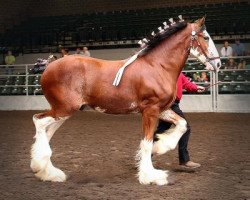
top-left (188, 28), bottom-right (220, 69)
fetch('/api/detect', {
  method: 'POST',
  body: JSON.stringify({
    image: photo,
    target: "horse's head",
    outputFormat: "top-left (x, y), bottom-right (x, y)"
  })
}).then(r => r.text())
top-left (190, 17), bottom-right (221, 71)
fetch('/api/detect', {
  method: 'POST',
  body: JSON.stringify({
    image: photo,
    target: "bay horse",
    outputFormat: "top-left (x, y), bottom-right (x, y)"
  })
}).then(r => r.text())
top-left (30, 17), bottom-right (221, 185)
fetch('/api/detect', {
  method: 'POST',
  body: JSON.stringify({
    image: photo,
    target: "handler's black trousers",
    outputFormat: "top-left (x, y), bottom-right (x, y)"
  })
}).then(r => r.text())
top-left (154, 101), bottom-right (191, 164)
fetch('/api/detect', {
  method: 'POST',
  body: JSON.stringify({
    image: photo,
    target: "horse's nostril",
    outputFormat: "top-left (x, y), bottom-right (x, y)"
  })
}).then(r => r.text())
top-left (217, 63), bottom-right (221, 68)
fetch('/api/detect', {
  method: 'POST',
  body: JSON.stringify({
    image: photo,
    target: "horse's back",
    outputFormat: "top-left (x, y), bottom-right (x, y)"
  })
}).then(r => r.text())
top-left (42, 55), bottom-right (125, 86)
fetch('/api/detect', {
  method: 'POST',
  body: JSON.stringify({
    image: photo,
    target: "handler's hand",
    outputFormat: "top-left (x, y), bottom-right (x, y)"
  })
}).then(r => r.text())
top-left (197, 86), bottom-right (205, 93)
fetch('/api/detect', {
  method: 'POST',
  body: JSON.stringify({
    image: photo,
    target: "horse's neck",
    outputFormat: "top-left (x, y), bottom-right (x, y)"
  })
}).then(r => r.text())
top-left (145, 26), bottom-right (191, 78)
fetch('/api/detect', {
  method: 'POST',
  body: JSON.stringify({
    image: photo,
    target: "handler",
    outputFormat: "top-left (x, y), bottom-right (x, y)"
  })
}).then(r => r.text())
top-left (154, 72), bottom-right (205, 168)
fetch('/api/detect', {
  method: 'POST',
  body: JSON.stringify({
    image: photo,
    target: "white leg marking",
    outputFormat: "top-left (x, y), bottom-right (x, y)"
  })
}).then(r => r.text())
top-left (35, 160), bottom-right (66, 182)
top-left (30, 131), bottom-right (52, 173)
top-left (31, 115), bottom-right (68, 182)
top-left (136, 139), bottom-right (168, 185)
top-left (153, 111), bottom-right (187, 155)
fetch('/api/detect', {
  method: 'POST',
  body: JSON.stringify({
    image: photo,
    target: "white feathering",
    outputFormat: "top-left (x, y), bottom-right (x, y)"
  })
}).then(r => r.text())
top-left (151, 31), bottom-right (155, 36)
top-left (138, 40), bottom-right (143, 45)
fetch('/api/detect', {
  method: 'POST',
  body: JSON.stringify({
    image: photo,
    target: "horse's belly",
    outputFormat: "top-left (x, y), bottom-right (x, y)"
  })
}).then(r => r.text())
top-left (89, 98), bottom-right (140, 114)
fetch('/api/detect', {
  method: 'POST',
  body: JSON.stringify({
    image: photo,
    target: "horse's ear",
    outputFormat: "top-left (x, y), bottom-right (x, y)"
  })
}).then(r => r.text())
top-left (195, 16), bottom-right (205, 27)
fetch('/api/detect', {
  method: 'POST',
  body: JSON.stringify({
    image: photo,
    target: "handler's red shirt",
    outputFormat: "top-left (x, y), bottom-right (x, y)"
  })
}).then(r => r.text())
top-left (176, 73), bottom-right (198, 101)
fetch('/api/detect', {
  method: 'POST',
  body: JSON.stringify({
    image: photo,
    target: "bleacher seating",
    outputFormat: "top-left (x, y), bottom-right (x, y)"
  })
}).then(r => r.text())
top-left (0, 71), bottom-right (42, 95)
top-left (1, 2), bottom-right (250, 51)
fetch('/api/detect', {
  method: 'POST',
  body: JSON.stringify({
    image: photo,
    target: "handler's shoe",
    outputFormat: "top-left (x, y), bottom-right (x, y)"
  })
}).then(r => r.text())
top-left (180, 161), bottom-right (201, 169)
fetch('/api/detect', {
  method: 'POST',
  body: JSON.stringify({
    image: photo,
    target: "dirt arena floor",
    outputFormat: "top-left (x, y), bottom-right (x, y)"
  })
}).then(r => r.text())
top-left (0, 111), bottom-right (249, 200)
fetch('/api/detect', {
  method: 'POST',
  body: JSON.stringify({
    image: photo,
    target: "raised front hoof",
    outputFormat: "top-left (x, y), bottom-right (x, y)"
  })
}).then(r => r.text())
top-left (138, 169), bottom-right (169, 186)
top-left (152, 140), bottom-right (171, 156)
top-left (35, 167), bottom-right (67, 182)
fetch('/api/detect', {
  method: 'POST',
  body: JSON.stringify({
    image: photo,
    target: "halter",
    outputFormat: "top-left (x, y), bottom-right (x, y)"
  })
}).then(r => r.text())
top-left (188, 29), bottom-right (220, 67)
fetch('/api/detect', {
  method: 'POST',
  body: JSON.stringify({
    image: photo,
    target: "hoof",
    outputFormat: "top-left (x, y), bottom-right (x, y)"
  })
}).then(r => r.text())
top-left (35, 167), bottom-right (67, 182)
top-left (138, 169), bottom-right (169, 186)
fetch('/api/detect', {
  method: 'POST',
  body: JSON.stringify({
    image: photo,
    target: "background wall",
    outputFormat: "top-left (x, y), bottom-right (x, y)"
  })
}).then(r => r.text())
top-left (0, 0), bottom-right (244, 33)
top-left (27, 0), bottom-right (242, 16)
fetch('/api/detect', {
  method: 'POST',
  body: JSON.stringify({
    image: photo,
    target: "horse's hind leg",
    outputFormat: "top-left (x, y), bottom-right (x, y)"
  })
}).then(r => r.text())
top-left (30, 112), bottom-right (69, 182)
top-left (152, 109), bottom-right (187, 155)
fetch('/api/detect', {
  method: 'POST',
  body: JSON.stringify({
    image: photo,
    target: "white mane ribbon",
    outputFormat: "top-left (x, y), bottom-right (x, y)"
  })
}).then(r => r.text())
top-left (112, 49), bottom-right (143, 86)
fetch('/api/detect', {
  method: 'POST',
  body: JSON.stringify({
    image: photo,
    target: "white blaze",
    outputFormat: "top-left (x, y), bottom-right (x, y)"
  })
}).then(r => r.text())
top-left (203, 30), bottom-right (221, 70)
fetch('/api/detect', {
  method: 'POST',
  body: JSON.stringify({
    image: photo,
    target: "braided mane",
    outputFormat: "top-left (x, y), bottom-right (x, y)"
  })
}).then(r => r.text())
top-left (138, 17), bottom-right (188, 57)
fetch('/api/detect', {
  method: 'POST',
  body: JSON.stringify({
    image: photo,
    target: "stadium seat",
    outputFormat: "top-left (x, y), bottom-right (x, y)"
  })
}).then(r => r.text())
top-left (244, 83), bottom-right (250, 93)
top-left (223, 75), bottom-right (233, 82)
top-left (28, 76), bottom-right (35, 85)
top-left (235, 75), bottom-right (245, 82)
top-left (219, 84), bottom-right (233, 94)
top-left (233, 84), bottom-right (246, 94)
top-left (11, 87), bottom-right (25, 95)
top-left (15, 76), bottom-right (26, 85)
top-left (1, 87), bottom-right (12, 95)
top-left (218, 71), bottom-right (226, 81)
top-left (33, 76), bottom-right (41, 85)
top-left (244, 71), bottom-right (250, 81)
top-left (5, 76), bottom-right (15, 85)
top-left (33, 87), bottom-right (43, 95)
top-left (23, 87), bottom-right (34, 95)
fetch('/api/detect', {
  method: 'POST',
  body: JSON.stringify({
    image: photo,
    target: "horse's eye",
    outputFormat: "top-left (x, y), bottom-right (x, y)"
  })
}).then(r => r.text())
top-left (204, 36), bottom-right (209, 41)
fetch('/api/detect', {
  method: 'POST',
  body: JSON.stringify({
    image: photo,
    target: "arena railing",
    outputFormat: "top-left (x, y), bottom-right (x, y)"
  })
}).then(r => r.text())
top-left (0, 64), bottom-right (41, 96)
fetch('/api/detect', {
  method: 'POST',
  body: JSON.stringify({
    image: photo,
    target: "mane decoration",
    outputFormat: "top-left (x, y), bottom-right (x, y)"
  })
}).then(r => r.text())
top-left (138, 15), bottom-right (188, 57)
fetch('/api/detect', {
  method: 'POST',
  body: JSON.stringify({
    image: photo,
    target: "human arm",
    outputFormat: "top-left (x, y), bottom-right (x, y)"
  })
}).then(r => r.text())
top-left (197, 85), bottom-right (205, 93)
top-left (181, 73), bottom-right (205, 93)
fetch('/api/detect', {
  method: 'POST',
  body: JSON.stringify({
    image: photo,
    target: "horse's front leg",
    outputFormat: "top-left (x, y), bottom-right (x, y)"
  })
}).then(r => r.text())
top-left (136, 106), bottom-right (169, 185)
top-left (152, 109), bottom-right (187, 155)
